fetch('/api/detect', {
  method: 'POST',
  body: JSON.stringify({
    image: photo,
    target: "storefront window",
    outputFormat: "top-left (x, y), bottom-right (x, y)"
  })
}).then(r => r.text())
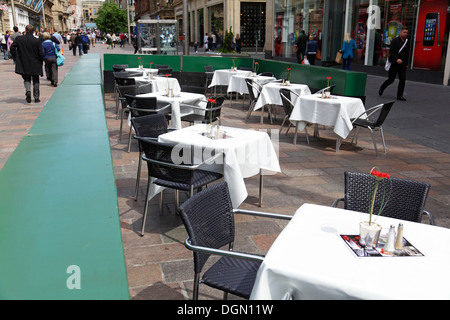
top-left (274, 0), bottom-right (324, 58)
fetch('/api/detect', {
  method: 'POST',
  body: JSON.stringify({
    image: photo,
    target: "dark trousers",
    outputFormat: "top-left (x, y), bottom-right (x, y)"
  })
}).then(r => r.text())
top-left (342, 57), bottom-right (352, 70)
top-left (380, 64), bottom-right (406, 98)
top-left (22, 74), bottom-right (40, 99)
top-left (296, 50), bottom-right (305, 64)
top-left (44, 57), bottom-right (58, 84)
top-left (307, 54), bottom-right (316, 65)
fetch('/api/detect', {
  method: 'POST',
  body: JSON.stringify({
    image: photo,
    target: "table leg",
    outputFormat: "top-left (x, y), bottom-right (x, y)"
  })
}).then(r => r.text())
top-left (293, 122), bottom-right (299, 145)
top-left (260, 106), bottom-right (264, 124)
top-left (336, 137), bottom-right (342, 152)
top-left (259, 169), bottom-right (263, 207)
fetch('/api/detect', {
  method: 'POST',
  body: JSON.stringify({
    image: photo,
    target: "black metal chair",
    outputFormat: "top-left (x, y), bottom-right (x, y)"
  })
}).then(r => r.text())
top-left (131, 114), bottom-right (169, 201)
top-left (178, 181), bottom-right (292, 299)
top-left (245, 78), bottom-right (263, 120)
top-left (332, 171), bottom-right (435, 225)
top-left (349, 100), bottom-right (395, 156)
top-left (258, 72), bottom-right (274, 77)
top-left (113, 72), bottom-right (136, 116)
top-left (116, 85), bottom-right (139, 138)
top-left (181, 96), bottom-right (226, 126)
top-left (136, 138), bottom-right (224, 236)
top-left (124, 94), bottom-right (171, 152)
top-left (181, 85), bottom-right (205, 94)
top-left (279, 89), bottom-right (309, 144)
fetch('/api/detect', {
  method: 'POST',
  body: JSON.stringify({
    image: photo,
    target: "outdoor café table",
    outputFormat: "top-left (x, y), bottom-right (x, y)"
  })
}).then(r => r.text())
top-left (125, 67), bottom-right (159, 75)
top-left (289, 93), bottom-right (365, 150)
top-left (208, 69), bottom-right (249, 93)
top-left (250, 203), bottom-right (450, 300)
top-left (227, 74), bottom-right (276, 96)
top-left (158, 124), bottom-right (281, 208)
top-left (137, 91), bottom-right (206, 129)
top-left (132, 75), bottom-right (181, 93)
top-left (254, 82), bottom-right (311, 124)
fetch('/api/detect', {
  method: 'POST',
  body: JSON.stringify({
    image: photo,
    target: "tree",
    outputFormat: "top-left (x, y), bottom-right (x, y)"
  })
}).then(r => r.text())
top-left (95, 1), bottom-right (127, 34)
top-left (220, 27), bottom-right (234, 53)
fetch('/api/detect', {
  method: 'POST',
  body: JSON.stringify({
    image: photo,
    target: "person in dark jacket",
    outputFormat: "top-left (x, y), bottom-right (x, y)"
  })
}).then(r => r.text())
top-left (81, 32), bottom-right (89, 54)
top-left (42, 32), bottom-right (60, 87)
top-left (379, 26), bottom-right (409, 101)
top-left (296, 30), bottom-right (307, 64)
top-left (306, 34), bottom-right (318, 65)
top-left (75, 32), bottom-right (83, 56)
top-left (10, 24), bottom-right (44, 103)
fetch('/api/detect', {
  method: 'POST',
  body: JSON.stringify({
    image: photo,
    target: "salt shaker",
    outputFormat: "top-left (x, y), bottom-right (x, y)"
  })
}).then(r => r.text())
top-left (394, 223), bottom-right (404, 255)
top-left (383, 225), bottom-right (396, 253)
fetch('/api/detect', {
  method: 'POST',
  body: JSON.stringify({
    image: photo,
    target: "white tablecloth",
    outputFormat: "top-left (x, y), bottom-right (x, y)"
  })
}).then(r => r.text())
top-left (132, 76), bottom-right (181, 94)
top-left (289, 94), bottom-right (365, 139)
top-left (254, 82), bottom-right (311, 111)
top-left (137, 92), bottom-right (206, 129)
top-left (227, 75), bottom-right (276, 95)
top-left (125, 67), bottom-right (159, 74)
top-left (158, 124), bottom-right (281, 208)
top-left (251, 203), bottom-right (450, 300)
top-left (208, 69), bottom-right (249, 88)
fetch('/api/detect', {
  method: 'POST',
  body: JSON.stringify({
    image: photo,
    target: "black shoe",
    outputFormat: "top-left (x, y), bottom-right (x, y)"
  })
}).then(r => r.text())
top-left (53, 83), bottom-right (57, 87)
top-left (35, 98), bottom-right (40, 103)
top-left (26, 91), bottom-right (31, 103)
top-left (397, 96), bottom-right (406, 101)
top-left (378, 88), bottom-right (383, 96)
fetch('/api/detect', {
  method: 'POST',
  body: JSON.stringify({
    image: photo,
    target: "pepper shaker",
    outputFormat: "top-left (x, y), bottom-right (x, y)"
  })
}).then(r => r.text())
top-left (394, 223), bottom-right (404, 255)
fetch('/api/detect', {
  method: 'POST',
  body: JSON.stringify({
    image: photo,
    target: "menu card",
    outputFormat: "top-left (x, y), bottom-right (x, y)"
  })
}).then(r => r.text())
top-left (340, 234), bottom-right (424, 257)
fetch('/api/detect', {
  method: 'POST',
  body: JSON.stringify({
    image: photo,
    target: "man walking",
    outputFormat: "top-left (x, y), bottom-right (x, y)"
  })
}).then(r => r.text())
top-left (379, 26), bottom-right (409, 101)
top-left (10, 24), bottom-right (44, 103)
top-left (296, 30), bottom-right (307, 64)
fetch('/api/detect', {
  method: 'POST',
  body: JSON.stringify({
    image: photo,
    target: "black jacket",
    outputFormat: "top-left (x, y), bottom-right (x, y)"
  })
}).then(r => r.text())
top-left (10, 32), bottom-right (44, 76)
top-left (389, 36), bottom-right (409, 67)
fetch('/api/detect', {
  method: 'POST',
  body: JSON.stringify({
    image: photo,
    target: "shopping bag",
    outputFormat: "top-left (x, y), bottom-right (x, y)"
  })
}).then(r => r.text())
top-left (316, 50), bottom-right (322, 60)
top-left (335, 51), bottom-right (343, 64)
top-left (61, 47), bottom-right (64, 55)
top-left (54, 43), bottom-right (65, 66)
top-left (302, 56), bottom-right (310, 65)
top-left (384, 59), bottom-right (391, 71)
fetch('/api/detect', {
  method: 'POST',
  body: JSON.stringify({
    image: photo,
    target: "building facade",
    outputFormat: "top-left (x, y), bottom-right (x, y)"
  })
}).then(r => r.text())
top-left (1, 0), bottom-right (70, 33)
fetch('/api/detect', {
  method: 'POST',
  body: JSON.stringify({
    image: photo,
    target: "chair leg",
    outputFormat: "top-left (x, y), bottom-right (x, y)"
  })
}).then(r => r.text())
top-left (119, 107), bottom-right (124, 141)
top-left (193, 273), bottom-right (200, 300)
top-left (141, 179), bottom-right (152, 236)
top-left (127, 126), bottom-right (133, 153)
top-left (379, 127), bottom-right (387, 153)
top-left (246, 101), bottom-right (255, 120)
top-left (368, 127), bottom-right (379, 156)
top-left (134, 153), bottom-right (142, 201)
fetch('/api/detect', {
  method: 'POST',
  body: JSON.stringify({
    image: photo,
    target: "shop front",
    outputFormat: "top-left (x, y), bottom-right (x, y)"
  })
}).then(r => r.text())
top-left (273, 0), bottom-right (449, 82)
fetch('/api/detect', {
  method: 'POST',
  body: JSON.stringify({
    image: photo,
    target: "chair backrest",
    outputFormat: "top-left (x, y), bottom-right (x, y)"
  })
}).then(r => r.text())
top-left (117, 84), bottom-right (138, 99)
top-left (182, 85), bottom-right (205, 94)
top-left (136, 138), bottom-right (195, 189)
top-left (204, 65), bottom-right (214, 73)
top-left (315, 84), bottom-right (337, 94)
top-left (114, 72), bottom-right (136, 86)
top-left (372, 101), bottom-right (395, 127)
top-left (204, 96), bottom-right (226, 122)
top-left (343, 171), bottom-right (430, 223)
top-left (178, 182), bottom-right (235, 273)
top-left (113, 64), bottom-right (129, 72)
top-left (158, 68), bottom-right (173, 75)
top-left (259, 72), bottom-right (274, 77)
top-left (239, 67), bottom-right (253, 71)
top-left (279, 89), bottom-right (294, 117)
top-left (155, 64), bottom-right (170, 69)
top-left (131, 113), bottom-right (168, 138)
top-left (124, 94), bottom-right (159, 117)
top-left (245, 79), bottom-right (262, 102)
top-left (137, 83), bottom-right (152, 94)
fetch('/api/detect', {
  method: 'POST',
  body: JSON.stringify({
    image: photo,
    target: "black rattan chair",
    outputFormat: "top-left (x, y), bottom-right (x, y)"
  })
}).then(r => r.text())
top-left (332, 171), bottom-right (435, 225)
top-left (204, 66), bottom-right (214, 94)
top-left (136, 138), bottom-right (224, 236)
top-left (113, 72), bottom-right (136, 116)
top-left (124, 95), bottom-right (171, 152)
top-left (116, 85), bottom-right (139, 137)
top-left (314, 84), bottom-right (337, 95)
top-left (258, 72), bottom-right (274, 77)
top-left (131, 114), bottom-right (169, 201)
top-left (113, 64), bottom-right (129, 72)
top-left (349, 100), bottom-right (395, 156)
top-left (178, 181), bottom-right (292, 299)
top-left (181, 96), bottom-right (226, 126)
top-left (279, 89), bottom-right (309, 144)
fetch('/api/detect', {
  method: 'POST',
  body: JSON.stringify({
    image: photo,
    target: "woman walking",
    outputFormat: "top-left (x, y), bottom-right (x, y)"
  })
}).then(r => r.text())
top-left (340, 33), bottom-right (357, 70)
top-left (42, 32), bottom-right (60, 87)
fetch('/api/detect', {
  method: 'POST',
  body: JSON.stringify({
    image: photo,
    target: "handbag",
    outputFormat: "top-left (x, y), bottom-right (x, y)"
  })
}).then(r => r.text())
top-left (302, 56), bottom-right (310, 65)
top-left (335, 51), bottom-right (343, 64)
top-left (316, 50), bottom-right (322, 60)
top-left (385, 39), bottom-right (407, 71)
top-left (53, 42), bottom-right (65, 66)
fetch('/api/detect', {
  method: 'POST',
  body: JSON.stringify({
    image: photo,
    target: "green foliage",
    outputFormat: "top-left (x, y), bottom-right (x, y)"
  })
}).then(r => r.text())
top-left (219, 27), bottom-right (234, 53)
top-left (95, 1), bottom-right (127, 34)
